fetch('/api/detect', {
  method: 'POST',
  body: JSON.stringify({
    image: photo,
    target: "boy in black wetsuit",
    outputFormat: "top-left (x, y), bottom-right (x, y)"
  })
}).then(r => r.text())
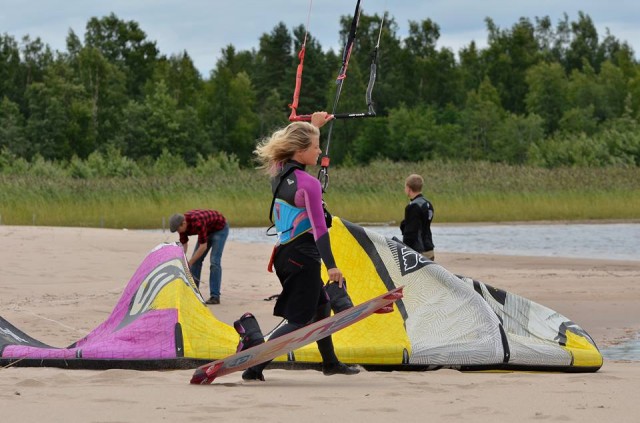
top-left (400, 174), bottom-right (435, 261)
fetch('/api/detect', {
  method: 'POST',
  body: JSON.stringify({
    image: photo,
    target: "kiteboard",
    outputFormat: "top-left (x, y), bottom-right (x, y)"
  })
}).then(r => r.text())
top-left (190, 286), bottom-right (404, 384)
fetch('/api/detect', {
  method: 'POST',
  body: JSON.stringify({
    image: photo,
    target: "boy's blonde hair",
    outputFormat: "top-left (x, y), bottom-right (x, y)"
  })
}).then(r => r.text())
top-left (405, 174), bottom-right (424, 192)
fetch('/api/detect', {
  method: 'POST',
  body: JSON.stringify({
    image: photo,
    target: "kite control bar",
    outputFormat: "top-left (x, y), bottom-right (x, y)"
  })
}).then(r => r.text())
top-left (289, 111), bottom-right (376, 122)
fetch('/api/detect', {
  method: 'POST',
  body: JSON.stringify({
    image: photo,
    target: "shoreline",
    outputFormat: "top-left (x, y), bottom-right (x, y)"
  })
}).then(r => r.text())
top-left (355, 218), bottom-right (640, 226)
top-left (2, 217), bottom-right (640, 230)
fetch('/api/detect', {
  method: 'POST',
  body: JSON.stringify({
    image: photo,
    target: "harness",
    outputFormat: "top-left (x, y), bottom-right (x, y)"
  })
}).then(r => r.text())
top-left (266, 164), bottom-right (303, 238)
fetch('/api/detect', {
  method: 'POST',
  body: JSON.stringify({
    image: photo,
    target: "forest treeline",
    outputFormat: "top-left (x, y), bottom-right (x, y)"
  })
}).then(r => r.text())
top-left (1, 10), bottom-right (640, 172)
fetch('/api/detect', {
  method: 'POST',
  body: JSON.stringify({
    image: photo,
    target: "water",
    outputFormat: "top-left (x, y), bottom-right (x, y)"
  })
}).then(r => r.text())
top-left (228, 222), bottom-right (639, 361)
top-left (229, 222), bottom-right (640, 261)
top-left (602, 336), bottom-right (640, 362)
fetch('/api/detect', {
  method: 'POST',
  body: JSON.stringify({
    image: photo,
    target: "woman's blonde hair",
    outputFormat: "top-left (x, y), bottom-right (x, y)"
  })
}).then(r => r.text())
top-left (254, 121), bottom-right (320, 176)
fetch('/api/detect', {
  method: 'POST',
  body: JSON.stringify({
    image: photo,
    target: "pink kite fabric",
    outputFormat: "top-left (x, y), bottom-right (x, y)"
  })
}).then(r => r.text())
top-left (2, 244), bottom-right (193, 361)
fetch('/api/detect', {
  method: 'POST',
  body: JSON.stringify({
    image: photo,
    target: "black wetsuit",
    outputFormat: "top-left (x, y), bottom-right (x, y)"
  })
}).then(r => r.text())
top-left (248, 161), bottom-right (340, 374)
top-left (401, 193), bottom-right (435, 253)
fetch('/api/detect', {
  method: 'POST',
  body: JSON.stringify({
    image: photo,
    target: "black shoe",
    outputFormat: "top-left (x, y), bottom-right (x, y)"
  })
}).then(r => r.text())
top-left (205, 296), bottom-right (220, 305)
top-left (242, 367), bottom-right (265, 381)
top-left (322, 362), bottom-right (360, 376)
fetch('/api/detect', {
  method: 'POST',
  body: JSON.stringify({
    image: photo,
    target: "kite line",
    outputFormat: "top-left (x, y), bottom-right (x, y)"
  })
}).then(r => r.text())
top-left (317, 0), bottom-right (363, 191)
top-left (364, 11), bottom-right (386, 116)
top-left (290, 0), bottom-right (384, 122)
top-left (287, 0), bottom-right (313, 122)
top-left (288, 0), bottom-right (386, 191)
top-left (289, 0), bottom-right (387, 122)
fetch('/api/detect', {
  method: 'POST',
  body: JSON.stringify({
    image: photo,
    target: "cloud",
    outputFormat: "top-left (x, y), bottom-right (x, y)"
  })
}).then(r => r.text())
top-left (1, 0), bottom-right (637, 77)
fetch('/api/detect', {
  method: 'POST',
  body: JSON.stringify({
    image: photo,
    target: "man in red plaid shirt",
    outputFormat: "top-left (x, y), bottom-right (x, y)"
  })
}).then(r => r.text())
top-left (169, 209), bottom-right (229, 304)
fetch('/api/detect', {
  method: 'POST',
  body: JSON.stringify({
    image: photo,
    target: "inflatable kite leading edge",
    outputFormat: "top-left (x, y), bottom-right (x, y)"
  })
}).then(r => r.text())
top-left (0, 218), bottom-right (602, 372)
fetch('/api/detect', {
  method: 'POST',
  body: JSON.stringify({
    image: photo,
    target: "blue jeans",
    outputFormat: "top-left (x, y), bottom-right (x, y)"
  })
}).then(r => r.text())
top-left (190, 223), bottom-right (229, 298)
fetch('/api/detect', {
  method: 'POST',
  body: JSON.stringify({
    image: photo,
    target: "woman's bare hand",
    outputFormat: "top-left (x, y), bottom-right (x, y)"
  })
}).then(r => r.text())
top-left (327, 267), bottom-right (344, 288)
top-left (310, 111), bottom-right (333, 128)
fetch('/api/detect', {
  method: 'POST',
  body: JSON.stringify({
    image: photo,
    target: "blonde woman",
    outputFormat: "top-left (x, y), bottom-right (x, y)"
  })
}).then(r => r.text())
top-left (243, 111), bottom-right (359, 381)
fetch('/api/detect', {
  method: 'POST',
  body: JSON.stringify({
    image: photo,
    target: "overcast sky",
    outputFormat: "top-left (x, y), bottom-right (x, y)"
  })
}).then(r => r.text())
top-left (1, 0), bottom-right (638, 77)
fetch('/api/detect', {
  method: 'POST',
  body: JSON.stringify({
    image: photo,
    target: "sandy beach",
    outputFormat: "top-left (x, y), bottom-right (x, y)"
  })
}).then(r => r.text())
top-left (1, 225), bottom-right (639, 422)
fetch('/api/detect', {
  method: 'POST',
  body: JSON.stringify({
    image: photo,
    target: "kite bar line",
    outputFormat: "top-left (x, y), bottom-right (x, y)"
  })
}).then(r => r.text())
top-left (1, 357), bottom-right (26, 370)
top-left (330, 9), bottom-right (385, 119)
top-left (12, 306), bottom-right (85, 334)
top-left (366, 10), bottom-right (385, 114)
top-left (288, 0), bottom-right (313, 122)
top-left (318, 0), bottom-right (362, 191)
top-left (290, 0), bottom-right (385, 123)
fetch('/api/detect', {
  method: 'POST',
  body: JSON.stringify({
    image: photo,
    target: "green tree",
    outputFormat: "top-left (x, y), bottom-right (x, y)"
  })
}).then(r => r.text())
top-left (119, 81), bottom-right (178, 159)
top-left (460, 77), bottom-right (505, 159)
top-left (226, 72), bottom-right (259, 164)
top-left (21, 36), bottom-right (54, 87)
top-left (200, 51), bottom-right (259, 164)
top-left (0, 34), bottom-right (22, 106)
top-left (253, 23), bottom-right (294, 106)
top-left (403, 19), bottom-right (462, 108)
top-left (84, 13), bottom-right (159, 98)
top-left (0, 96), bottom-right (26, 155)
top-left (492, 113), bottom-right (545, 163)
top-left (565, 61), bottom-right (625, 124)
top-left (598, 30), bottom-right (636, 71)
top-left (119, 80), bottom-right (207, 163)
top-left (525, 61), bottom-right (568, 134)
top-left (24, 61), bottom-right (93, 160)
top-left (385, 104), bottom-right (440, 161)
top-left (628, 72), bottom-right (640, 118)
top-left (352, 117), bottom-right (390, 164)
top-left (259, 88), bottom-right (289, 137)
top-left (533, 16), bottom-right (558, 62)
top-left (565, 12), bottom-right (600, 72)
top-left (597, 61), bottom-right (627, 120)
top-left (558, 105), bottom-right (598, 135)
top-left (148, 51), bottom-right (203, 108)
top-left (0, 35), bottom-right (53, 114)
top-left (65, 35), bottom-right (129, 154)
top-left (458, 41), bottom-right (485, 101)
top-left (483, 17), bottom-right (541, 114)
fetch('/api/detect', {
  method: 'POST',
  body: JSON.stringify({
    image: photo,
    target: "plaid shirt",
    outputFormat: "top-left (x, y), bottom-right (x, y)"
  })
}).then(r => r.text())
top-left (179, 209), bottom-right (227, 245)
